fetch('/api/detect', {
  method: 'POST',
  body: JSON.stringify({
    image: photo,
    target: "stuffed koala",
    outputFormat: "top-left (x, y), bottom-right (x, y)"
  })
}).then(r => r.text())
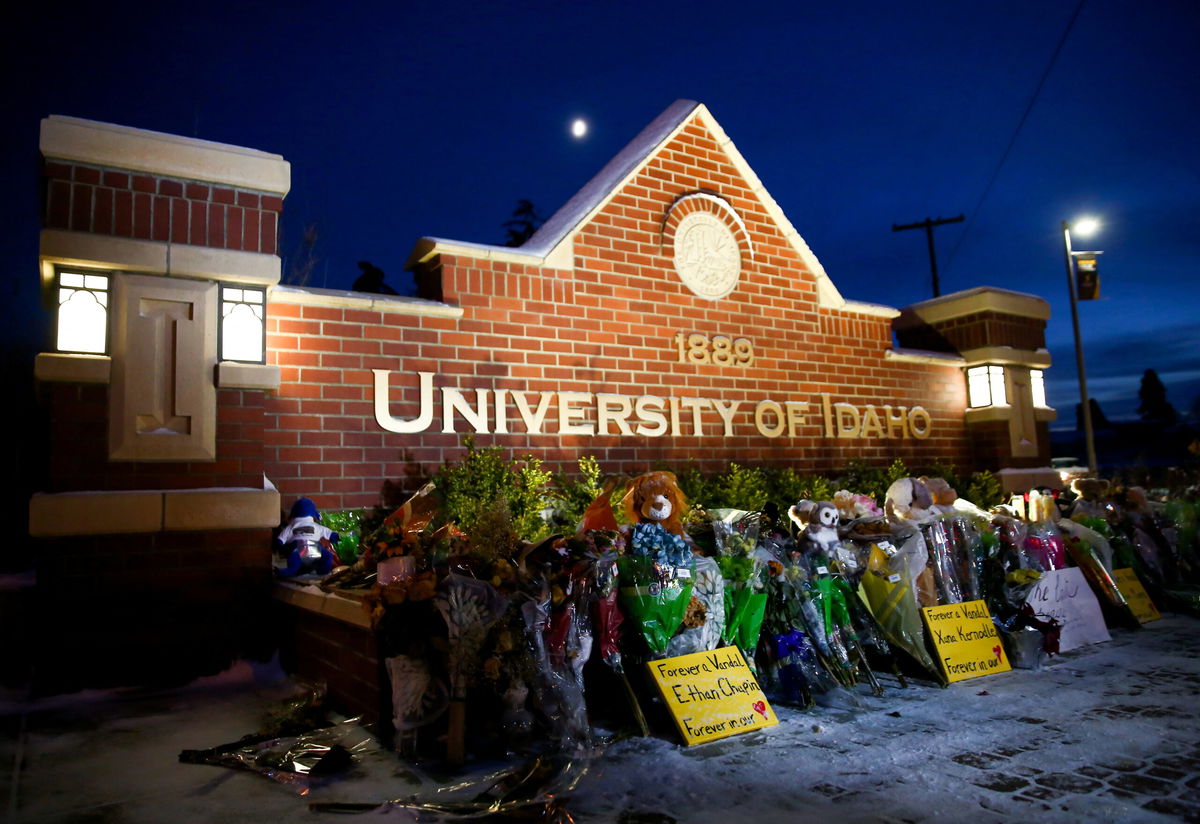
top-left (789, 500), bottom-right (841, 557)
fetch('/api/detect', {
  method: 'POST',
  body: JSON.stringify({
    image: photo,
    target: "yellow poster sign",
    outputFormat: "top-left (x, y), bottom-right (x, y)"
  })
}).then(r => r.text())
top-left (921, 599), bottom-right (1011, 683)
top-left (1113, 568), bottom-right (1161, 623)
top-left (647, 646), bottom-right (778, 745)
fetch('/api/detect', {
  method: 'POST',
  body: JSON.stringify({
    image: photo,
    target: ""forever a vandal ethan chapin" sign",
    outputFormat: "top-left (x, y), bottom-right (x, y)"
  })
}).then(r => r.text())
top-left (648, 646), bottom-right (778, 745)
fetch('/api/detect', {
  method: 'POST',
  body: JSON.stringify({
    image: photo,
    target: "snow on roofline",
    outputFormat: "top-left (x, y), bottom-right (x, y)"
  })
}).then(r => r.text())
top-left (405, 99), bottom-right (701, 271)
top-left (520, 99), bottom-right (703, 256)
top-left (404, 99), bottom-right (899, 317)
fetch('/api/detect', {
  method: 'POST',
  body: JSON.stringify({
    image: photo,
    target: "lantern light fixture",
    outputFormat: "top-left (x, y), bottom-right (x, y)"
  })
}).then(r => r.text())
top-left (219, 285), bottom-right (267, 364)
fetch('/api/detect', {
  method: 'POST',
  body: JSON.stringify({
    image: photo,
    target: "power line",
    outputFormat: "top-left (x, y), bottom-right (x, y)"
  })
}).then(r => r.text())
top-left (941, 0), bottom-right (1087, 279)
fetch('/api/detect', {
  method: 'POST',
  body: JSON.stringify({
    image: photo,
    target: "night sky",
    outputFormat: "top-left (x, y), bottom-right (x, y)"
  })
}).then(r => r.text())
top-left (5, 0), bottom-right (1198, 430)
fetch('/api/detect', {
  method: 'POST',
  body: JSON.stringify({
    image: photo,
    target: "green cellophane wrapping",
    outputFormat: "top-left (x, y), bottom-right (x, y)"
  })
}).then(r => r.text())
top-left (617, 555), bottom-right (695, 656)
top-left (722, 582), bottom-right (768, 652)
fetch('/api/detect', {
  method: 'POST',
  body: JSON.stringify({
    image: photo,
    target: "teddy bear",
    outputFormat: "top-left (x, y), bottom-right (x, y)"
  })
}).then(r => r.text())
top-left (884, 477), bottom-right (936, 524)
top-left (1068, 477), bottom-right (1110, 520)
top-left (275, 497), bottom-right (340, 578)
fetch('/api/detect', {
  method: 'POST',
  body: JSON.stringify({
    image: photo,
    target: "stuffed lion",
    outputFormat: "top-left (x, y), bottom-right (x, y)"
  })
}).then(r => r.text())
top-left (622, 471), bottom-right (688, 536)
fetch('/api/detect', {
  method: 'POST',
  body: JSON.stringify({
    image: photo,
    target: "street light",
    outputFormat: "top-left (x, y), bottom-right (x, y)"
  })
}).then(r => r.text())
top-left (1062, 216), bottom-right (1101, 476)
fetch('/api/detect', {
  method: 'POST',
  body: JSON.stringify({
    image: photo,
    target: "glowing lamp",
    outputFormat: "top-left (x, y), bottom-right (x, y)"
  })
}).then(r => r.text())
top-left (1071, 217), bottom-right (1100, 237)
top-left (1030, 369), bottom-right (1047, 408)
top-left (56, 270), bottom-right (109, 354)
top-left (966, 364), bottom-right (1007, 408)
top-left (219, 285), bottom-right (266, 363)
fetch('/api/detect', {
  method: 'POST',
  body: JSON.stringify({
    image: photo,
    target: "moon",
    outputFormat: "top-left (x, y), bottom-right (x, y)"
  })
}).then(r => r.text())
top-left (570, 118), bottom-right (588, 138)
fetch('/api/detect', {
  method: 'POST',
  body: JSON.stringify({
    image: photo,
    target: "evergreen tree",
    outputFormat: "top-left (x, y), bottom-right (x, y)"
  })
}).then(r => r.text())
top-left (1137, 369), bottom-right (1178, 424)
top-left (503, 199), bottom-right (545, 247)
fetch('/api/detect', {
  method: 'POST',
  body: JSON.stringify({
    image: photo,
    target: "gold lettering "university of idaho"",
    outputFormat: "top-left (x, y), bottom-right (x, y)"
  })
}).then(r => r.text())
top-left (373, 371), bottom-right (932, 440)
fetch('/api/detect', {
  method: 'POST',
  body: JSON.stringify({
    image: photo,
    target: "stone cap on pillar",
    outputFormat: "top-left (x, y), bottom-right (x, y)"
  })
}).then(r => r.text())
top-left (894, 286), bottom-right (1050, 358)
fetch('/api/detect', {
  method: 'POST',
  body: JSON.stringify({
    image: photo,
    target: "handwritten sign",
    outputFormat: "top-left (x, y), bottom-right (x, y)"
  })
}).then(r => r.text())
top-left (1024, 567), bottom-right (1111, 651)
top-left (1112, 568), bottom-right (1161, 623)
top-left (921, 599), bottom-right (1010, 683)
top-left (647, 646), bottom-right (777, 745)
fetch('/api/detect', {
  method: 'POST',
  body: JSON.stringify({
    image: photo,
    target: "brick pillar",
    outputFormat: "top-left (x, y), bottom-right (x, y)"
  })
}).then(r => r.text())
top-left (894, 287), bottom-right (1060, 491)
top-left (30, 116), bottom-right (289, 693)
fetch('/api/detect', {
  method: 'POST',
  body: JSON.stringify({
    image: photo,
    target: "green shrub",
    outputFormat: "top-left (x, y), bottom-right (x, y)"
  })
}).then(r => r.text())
top-left (964, 469), bottom-right (1004, 510)
top-left (836, 458), bottom-right (901, 502)
top-left (763, 467), bottom-right (832, 509)
top-left (709, 462), bottom-right (770, 511)
top-left (434, 436), bottom-right (553, 541)
top-left (548, 455), bottom-right (606, 530)
top-left (675, 463), bottom-right (715, 509)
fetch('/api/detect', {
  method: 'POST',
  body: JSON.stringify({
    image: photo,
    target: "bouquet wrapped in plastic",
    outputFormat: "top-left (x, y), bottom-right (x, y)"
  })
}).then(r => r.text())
top-left (518, 586), bottom-right (589, 751)
top-left (760, 554), bottom-right (844, 705)
top-left (1023, 494), bottom-right (1067, 570)
top-left (665, 554), bottom-right (725, 658)
top-left (617, 473), bottom-right (697, 659)
top-left (436, 573), bottom-right (509, 764)
top-left (812, 570), bottom-right (883, 695)
top-left (859, 542), bottom-right (945, 685)
top-left (710, 509), bottom-right (769, 669)
top-left (1060, 518), bottom-right (1132, 628)
top-left (949, 515), bottom-right (985, 602)
top-left (922, 518), bottom-right (966, 604)
top-left (617, 522), bottom-right (696, 658)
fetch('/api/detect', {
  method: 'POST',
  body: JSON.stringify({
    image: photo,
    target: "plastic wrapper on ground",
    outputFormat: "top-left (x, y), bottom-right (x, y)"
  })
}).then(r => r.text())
top-left (179, 718), bottom-right (372, 793)
top-left (309, 752), bottom-right (590, 821)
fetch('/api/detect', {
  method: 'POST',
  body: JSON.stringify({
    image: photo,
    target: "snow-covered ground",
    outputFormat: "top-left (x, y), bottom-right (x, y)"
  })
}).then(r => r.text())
top-left (3, 617), bottom-right (1198, 823)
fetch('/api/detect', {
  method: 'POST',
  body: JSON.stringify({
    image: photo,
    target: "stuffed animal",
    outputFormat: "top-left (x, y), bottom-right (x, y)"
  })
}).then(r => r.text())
top-left (1068, 477), bottom-right (1110, 520)
top-left (832, 489), bottom-right (881, 521)
top-left (885, 478), bottom-right (936, 524)
top-left (275, 497), bottom-right (340, 578)
top-left (919, 476), bottom-right (958, 515)
top-left (788, 500), bottom-right (841, 557)
top-left (623, 471), bottom-right (687, 536)
top-left (622, 471), bottom-right (691, 567)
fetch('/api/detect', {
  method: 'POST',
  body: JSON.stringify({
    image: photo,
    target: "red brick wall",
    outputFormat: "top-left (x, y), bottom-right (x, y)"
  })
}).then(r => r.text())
top-left (42, 160), bottom-right (282, 255)
top-left (274, 605), bottom-right (384, 725)
top-left (43, 384), bottom-right (266, 492)
top-left (32, 529), bottom-right (273, 694)
top-left (262, 115), bottom-right (973, 511)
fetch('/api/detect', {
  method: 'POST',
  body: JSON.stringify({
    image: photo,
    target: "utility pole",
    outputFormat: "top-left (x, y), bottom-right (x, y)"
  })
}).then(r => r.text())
top-left (892, 214), bottom-right (964, 298)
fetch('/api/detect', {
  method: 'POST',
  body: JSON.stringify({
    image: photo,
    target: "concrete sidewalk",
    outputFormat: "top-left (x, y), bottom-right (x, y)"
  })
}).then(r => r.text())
top-left (3, 617), bottom-right (1199, 823)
